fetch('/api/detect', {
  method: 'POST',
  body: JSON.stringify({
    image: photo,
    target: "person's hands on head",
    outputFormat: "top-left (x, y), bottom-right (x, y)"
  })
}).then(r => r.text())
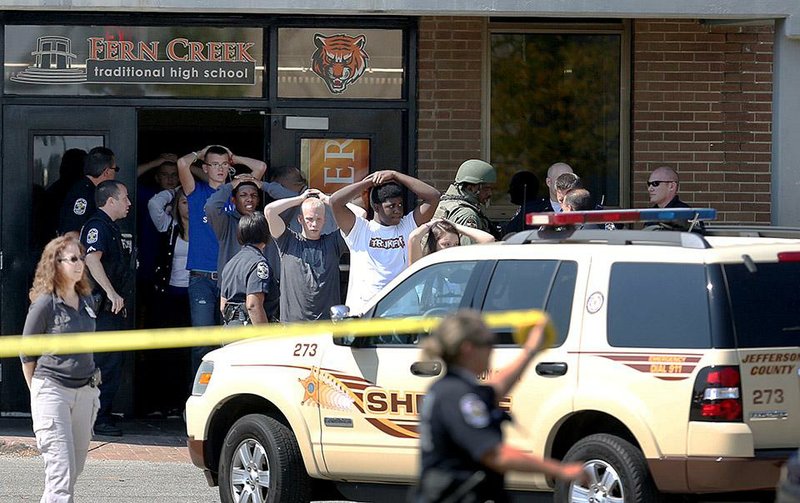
top-left (302, 188), bottom-right (322, 199)
top-left (232, 174), bottom-right (256, 188)
top-left (371, 170), bottom-right (397, 185)
top-left (160, 153), bottom-right (178, 163)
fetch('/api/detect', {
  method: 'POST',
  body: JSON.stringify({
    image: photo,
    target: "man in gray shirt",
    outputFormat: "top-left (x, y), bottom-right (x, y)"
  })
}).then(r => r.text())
top-left (264, 189), bottom-right (346, 322)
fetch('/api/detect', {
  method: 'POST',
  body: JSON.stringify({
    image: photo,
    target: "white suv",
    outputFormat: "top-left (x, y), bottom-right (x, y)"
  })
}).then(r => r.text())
top-left (186, 209), bottom-right (800, 503)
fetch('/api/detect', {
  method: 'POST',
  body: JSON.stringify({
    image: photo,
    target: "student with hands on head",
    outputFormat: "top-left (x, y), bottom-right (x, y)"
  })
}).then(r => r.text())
top-left (329, 169), bottom-right (440, 315)
top-left (264, 188), bottom-right (347, 322)
top-left (408, 218), bottom-right (495, 266)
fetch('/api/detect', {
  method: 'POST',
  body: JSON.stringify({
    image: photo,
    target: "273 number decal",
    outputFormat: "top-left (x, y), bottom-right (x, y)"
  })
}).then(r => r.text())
top-left (293, 343), bottom-right (317, 357)
top-left (753, 389), bottom-right (784, 404)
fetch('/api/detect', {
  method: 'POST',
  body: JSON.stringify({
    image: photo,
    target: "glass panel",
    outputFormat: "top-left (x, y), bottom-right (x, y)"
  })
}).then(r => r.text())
top-left (607, 263), bottom-right (712, 348)
top-left (490, 32), bottom-right (621, 215)
top-left (32, 135), bottom-right (103, 249)
top-left (278, 28), bottom-right (403, 99)
top-left (368, 261), bottom-right (479, 345)
top-left (300, 138), bottom-right (370, 194)
top-left (723, 262), bottom-right (800, 348)
top-left (5, 26), bottom-right (264, 97)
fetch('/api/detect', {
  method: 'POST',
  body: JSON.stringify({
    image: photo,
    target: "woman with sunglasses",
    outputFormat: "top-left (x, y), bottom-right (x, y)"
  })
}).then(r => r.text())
top-left (20, 236), bottom-right (100, 502)
top-left (415, 310), bottom-right (583, 503)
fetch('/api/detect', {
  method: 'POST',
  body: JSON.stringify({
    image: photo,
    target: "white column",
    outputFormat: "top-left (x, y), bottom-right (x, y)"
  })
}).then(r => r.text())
top-left (771, 19), bottom-right (800, 225)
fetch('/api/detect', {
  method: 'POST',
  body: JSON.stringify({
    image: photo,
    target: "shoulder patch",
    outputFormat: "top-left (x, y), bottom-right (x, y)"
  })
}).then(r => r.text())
top-left (459, 393), bottom-right (490, 428)
top-left (86, 228), bottom-right (99, 244)
top-left (256, 261), bottom-right (269, 280)
top-left (73, 198), bottom-right (87, 215)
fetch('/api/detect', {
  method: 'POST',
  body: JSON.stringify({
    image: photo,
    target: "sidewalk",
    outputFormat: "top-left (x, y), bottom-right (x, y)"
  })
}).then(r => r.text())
top-left (0, 416), bottom-right (190, 463)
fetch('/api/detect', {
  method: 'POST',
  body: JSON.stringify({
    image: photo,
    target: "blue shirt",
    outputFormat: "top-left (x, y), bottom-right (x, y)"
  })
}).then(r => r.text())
top-left (186, 181), bottom-right (220, 272)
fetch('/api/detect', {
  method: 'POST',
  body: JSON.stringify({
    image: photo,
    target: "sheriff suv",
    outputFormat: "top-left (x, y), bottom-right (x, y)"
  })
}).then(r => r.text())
top-left (186, 208), bottom-right (800, 503)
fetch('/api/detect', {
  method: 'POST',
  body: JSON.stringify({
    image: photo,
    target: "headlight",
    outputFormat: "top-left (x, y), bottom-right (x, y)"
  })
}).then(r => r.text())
top-left (192, 361), bottom-right (214, 396)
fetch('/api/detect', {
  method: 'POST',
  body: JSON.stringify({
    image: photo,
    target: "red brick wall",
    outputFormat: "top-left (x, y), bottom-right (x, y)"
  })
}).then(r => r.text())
top-left (632, 20), bottom-right (773, 223)
top-left (417, 18), bottom-right (774, 223)
top-left (417, 17), bottom-right (485, 192)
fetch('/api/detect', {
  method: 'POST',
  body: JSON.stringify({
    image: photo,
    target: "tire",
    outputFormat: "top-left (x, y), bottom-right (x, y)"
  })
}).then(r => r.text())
top-left (554, 433), bottom-right (659, 503)
top-left (218, 414), bottom-right (311, 503)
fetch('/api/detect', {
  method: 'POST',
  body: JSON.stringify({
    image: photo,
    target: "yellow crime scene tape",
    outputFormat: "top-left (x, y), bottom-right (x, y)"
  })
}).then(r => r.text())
top-left (0, 309), bottom-right (555, 359)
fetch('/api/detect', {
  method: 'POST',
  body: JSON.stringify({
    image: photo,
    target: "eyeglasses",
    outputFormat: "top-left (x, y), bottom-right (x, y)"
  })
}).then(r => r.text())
top-left (204, 162), bottom-right (230, 170)
top-left (58, 255), bottom-right (85, 263)
top-left (647, 180), bottom-right (675, 188)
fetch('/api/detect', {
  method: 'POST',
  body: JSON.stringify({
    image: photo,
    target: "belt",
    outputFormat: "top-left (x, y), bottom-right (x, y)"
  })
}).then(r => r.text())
top-left (190, 270), bottom-right (218, 281)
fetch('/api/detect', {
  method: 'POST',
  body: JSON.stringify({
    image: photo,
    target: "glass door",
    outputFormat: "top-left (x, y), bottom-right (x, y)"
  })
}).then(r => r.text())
top-left (0, 105), bottom-right (136, 412)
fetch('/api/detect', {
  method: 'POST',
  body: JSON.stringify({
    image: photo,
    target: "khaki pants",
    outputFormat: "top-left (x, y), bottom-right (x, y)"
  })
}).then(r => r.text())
top-left (31, 377), bottom-right (100, 503)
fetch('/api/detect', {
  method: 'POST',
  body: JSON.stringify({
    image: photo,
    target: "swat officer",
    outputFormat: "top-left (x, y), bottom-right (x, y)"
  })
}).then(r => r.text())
top-left (433, 159), bottom-right (499, 243)
top-left (60, 147), bottom-right (119, 237)
top-left (80, 179), bottom-right (133, 437)
top-left (219, 212), bottom-right (272, 326)
top-left (415, 310), bottom-right (583, 503)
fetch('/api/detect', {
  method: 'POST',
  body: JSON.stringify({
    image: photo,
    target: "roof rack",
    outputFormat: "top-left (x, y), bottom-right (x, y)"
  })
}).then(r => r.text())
top-left (504, 228), bottom-right (711, 249)
top-left (703, 225), bottom-right (800, 240)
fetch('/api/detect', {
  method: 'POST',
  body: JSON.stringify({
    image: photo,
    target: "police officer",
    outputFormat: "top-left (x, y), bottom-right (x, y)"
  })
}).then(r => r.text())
top-left (60, 147), bottom-right (119, 236)
top-left (219, 212), bottom-right (272, 326)
top-left (416, 310), bottom-right (583, 503)
top-left (434, 159), bottom-right (499, 243)
top-left (80, 179), bottom-right (133, 437)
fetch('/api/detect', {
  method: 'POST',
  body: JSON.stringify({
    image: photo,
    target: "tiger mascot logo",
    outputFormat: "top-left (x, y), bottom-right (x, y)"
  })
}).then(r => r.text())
top-left (311, 33), bottom-right (370, 94)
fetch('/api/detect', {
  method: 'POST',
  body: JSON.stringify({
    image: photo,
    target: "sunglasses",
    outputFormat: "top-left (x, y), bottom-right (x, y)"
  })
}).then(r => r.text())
top-left (58, 255), bottom-right (86, 263)
top-left (647, 180), bottom-right (675, 188)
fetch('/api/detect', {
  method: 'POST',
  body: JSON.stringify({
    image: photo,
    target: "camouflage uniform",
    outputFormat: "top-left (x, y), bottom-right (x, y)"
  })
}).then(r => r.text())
top-left (434, 159), bottom-right (499, 244)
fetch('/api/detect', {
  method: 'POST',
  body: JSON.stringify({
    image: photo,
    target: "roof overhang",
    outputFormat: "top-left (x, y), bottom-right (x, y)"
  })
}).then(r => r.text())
top-left (2, 0), bottom-right (798, 37)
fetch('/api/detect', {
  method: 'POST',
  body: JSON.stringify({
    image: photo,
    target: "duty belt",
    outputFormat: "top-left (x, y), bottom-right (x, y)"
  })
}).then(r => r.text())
top-left (222, 302), bottom-right (250, 325)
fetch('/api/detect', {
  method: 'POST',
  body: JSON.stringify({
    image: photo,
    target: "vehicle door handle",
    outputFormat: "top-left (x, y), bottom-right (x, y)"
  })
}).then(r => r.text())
top-left (411, 361), bottom-right (442, 377)
top-left (536, 362), bottom-right (568, 376)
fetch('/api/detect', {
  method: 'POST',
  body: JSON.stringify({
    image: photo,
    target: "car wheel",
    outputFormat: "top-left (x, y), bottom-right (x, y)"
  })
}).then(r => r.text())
top-left (218, 414), bottom-right (310, 503)
top-left (554, 433), bottom-right (659, 503)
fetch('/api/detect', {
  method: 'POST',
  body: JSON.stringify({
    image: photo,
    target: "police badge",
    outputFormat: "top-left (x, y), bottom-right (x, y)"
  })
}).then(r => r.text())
top-left (73, 198), bottom-right (87, 215)
top-left (256, 261), bottom-right (269, 280)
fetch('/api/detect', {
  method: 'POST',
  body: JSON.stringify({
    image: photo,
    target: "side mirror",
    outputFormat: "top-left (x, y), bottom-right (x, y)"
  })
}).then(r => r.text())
top-left (330, 304), bottom-right (350, 323)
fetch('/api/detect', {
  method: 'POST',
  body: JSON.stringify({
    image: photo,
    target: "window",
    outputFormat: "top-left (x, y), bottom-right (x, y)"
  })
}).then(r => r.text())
top-left (607, 263), bottom-right (712, 348)
top-left (489, 25), bottom-right (625, 216)
top-left (367, 261), bottom-right (480, 344)
top-left (482, 260), bottom-right (577, 346)
top-left (723, 262), bottom-right (800, 348)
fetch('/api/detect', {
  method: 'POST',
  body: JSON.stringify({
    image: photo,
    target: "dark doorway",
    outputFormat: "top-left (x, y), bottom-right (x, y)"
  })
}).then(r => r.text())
top-left (134, 109), bottom-right (265, 417)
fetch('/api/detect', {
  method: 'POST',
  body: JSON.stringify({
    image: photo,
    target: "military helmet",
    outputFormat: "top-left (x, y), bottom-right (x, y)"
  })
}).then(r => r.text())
top-left (455, 159), bottom-right (497, 185)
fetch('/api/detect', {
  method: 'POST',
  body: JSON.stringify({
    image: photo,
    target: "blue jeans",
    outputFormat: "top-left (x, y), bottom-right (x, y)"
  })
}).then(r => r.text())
top-left (188, 275), bottom-right (220, 381)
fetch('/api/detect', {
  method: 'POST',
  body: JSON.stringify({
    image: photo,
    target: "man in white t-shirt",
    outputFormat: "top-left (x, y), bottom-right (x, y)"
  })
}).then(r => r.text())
top-left (330, 170), bottom-right (440, 315)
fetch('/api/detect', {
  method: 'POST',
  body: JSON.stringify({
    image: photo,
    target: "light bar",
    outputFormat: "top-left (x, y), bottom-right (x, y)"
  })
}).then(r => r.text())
top-left (526, 208), bottom-right (717, 227)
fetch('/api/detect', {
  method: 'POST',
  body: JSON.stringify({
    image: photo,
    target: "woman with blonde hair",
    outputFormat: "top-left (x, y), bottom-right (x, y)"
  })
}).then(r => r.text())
top-left (408, 218), bottom-right (495, 266)
top-left (415, 310), bottom-right (583, 502)
top-left (20, 236), bottom-right (100, 502)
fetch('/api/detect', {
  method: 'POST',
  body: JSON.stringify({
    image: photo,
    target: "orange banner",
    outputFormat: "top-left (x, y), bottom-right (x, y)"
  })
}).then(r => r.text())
top-left (302, 138), bottom-right (370, 194)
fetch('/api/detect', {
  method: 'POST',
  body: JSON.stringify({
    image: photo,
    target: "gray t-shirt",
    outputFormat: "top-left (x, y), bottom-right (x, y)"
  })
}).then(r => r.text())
top-left (20, 294), bottom-right (97, 388)
top-left (276, 229), bottom-right (345, 322)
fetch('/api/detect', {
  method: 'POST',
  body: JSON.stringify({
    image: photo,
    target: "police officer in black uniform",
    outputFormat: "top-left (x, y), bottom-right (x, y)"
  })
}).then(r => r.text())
top-left (415, 310), bottom-right (583, 503)
top-left (219, 212), bottom-right (272, 326)
top-left (59, 147), bottom-right (118, 236)
top-left (80, 179), bottom-right (133, 437)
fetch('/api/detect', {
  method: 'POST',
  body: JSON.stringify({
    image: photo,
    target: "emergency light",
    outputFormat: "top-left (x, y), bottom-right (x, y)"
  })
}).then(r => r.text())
top-left (526, 208), bottom-right (716, 227)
